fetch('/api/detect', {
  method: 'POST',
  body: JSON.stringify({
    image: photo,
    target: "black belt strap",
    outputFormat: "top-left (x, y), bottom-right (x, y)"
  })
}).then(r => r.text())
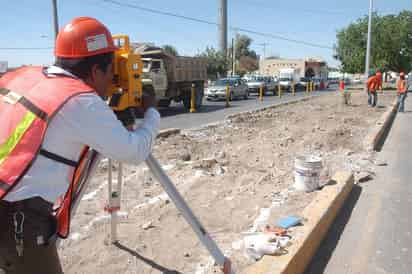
top-left (39, 149), bottom-right (79, 168)
top-left (19, 97), bottom-right (48, 121)
top-left (1, 87), bottom-right (48, 121)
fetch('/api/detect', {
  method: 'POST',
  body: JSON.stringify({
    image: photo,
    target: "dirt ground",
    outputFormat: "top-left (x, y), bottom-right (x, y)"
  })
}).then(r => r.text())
top-left (60, 90), bottom-right (396, 274)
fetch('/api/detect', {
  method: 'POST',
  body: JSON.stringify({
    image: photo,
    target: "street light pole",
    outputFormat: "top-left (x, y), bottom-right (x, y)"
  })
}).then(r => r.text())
top-left (52, 0), bottom-right (59, 39)
top-left (364, 0), bottom-right (373, 79)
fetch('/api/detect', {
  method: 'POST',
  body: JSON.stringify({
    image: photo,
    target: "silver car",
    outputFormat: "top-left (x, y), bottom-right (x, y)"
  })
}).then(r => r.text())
top-left (205, 78), bottom-right (249, 101)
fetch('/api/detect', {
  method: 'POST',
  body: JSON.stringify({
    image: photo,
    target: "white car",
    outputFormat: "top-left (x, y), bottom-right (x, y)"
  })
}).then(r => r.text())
top-left (205, 78), bottom-right (249, 101)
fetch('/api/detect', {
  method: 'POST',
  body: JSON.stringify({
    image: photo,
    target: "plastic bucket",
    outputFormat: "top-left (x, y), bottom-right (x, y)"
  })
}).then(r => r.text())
top-left (293, 155), bottom-right (322, 192)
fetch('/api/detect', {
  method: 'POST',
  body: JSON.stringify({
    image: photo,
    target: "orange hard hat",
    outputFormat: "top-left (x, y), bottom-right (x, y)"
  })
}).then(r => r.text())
top-left (55, 17), bottom-right (117, 58)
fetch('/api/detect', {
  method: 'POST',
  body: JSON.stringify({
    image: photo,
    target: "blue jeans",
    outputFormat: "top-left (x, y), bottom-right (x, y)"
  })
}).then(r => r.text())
top-left (398, 93), bottom-right (407, 112)
top-left (368, 91), bottom-right (377, 107)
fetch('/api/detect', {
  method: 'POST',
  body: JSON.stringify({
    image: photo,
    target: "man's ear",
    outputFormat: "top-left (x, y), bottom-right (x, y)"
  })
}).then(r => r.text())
top-left (90, 64), bottom-right (100, 82)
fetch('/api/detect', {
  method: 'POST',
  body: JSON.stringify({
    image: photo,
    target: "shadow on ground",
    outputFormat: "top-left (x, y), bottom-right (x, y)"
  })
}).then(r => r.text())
top-left (304, 184), bottom-right (363, 274)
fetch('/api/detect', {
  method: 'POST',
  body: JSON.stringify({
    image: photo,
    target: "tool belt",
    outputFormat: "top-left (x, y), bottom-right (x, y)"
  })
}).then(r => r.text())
top-left (0, 197), bottom-right (57, 256)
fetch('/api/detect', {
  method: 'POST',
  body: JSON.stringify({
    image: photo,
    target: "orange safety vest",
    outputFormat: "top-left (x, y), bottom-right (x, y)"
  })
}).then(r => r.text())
top-left (398, 79), bottom-right (407, 94)
top-left (0, 66), bottom-right (95, 238)
top-left (367, 76), bottom-right (379, 93)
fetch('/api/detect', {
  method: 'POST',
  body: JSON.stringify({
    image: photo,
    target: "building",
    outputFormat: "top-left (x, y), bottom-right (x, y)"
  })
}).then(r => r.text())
top-left (259, 57), bottom-right (328, 79)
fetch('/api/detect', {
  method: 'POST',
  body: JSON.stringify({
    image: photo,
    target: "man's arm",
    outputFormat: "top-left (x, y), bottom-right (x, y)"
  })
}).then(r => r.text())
top-left (57, 93), bottom-right (160, 165)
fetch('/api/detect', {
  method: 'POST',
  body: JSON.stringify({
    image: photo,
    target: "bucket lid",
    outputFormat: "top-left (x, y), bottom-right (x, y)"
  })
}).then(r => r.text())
top-left (295, 155), bottom-right (322, 168)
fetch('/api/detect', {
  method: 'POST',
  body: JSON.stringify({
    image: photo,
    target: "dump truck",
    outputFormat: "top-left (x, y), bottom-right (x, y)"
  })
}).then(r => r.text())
top-left (133, 44), bottom-right (207, 110)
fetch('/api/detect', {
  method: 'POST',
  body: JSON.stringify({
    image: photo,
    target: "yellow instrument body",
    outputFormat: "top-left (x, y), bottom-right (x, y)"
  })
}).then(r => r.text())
top-left (108, 34), bottom-right (143, 111)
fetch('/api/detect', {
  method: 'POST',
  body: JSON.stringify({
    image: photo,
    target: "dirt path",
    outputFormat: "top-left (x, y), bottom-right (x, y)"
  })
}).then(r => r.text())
top-left (60, 90), bottom-right (395, 274)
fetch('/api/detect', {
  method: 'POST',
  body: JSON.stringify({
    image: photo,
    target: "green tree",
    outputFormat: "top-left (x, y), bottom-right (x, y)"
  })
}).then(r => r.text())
top-left (228, 34), bottom-right (259, 73)
top-left (335, 11), bottom-right (412, 73)
top-left (162, 45), bottom-right (178, 56)
top-left (197, 47), bottom-right (228, 79)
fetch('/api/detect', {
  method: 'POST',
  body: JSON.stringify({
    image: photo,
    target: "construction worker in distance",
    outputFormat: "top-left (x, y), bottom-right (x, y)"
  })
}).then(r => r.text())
top-left (0, 17), bottom-right (160, 274)
top-left (339, 78), bottom-right (351, 105)
top-left (366, 71), bottom-right (382, 107)
top-left (397, 72), bottom-right (408, 112)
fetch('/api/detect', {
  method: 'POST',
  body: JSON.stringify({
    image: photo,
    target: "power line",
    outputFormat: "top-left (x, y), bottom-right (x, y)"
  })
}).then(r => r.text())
top-left (3, 1), bottom-right (334, 51)
top-left (235, 28), bottom-right (333, 49)
top-left (238, 0), bottom-right (354, 16)
top-left (102, 0), bottom-right (334, 50)
top-left (102, 0), bottom-right (218, 26)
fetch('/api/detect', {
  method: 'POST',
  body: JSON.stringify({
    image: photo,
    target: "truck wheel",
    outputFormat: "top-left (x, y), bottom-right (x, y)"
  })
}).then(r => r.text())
top-left (195, 84), bottom-right (204, 109)
top-left (183, 96), bottom-right (191, 110)
top-left (158, 99), bottom-right (171, 107)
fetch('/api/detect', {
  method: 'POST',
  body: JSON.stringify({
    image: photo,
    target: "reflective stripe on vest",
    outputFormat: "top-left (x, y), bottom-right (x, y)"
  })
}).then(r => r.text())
top-left (0, 111), bottom-right (36, 166)
top-left (0, 66), bottom-right (94, 238)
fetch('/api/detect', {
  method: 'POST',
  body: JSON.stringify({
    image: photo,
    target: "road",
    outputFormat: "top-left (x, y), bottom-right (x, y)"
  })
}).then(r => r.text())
top-left (158, 89), bottom-right (332, 130)
top-left (306, 96), bottom-right (412, 274)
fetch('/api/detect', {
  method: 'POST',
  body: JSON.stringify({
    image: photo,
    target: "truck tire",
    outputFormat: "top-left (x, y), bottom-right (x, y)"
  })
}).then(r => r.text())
top-left (195, 83), bottom-right (204, 109)
top-left (158, 99), bottom-right (171, 107)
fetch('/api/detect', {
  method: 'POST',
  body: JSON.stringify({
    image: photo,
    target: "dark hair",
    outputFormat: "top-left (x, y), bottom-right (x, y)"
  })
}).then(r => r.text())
top-left (55, 52), bottom-right (114, 79)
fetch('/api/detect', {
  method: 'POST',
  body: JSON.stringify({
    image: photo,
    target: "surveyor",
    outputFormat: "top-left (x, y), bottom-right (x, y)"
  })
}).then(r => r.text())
top-left (397, 72), bottom-right (408, 112)
top-left (366, 71), bottom-right (382, 107)
top-left (0, 17), bottom-right (160, 274)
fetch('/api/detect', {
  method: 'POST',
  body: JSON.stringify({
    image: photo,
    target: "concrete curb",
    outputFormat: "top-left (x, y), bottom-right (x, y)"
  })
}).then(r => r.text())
top-left (243, 171), bottom-right (354, 274)
top-left (363, 98), bottom-right (399, 151)
top-left (159, 95), bottom-right (319, 137)
top-left (157, 128), bottom-right (181, 138)
top-left (226, 96), bottom-right (314, 120)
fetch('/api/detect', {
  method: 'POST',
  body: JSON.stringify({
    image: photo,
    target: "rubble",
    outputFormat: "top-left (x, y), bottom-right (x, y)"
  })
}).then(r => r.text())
top-left (60, 91), bottom-right (395, 274)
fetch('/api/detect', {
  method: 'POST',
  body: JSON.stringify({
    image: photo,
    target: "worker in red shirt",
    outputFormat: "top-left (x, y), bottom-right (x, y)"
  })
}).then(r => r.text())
top-left (339, 78), bottom-right (350, 105)
top-left (366, 71), bottom-right (382, 107)
top-left (397, 72), bottom-right (408, 112)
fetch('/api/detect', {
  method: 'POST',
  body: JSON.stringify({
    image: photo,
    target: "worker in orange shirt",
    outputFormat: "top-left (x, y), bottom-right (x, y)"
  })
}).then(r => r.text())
top-left (366, 71), bottom-right (382, 107)
top-left (397, 72), bottom-right (408, 112)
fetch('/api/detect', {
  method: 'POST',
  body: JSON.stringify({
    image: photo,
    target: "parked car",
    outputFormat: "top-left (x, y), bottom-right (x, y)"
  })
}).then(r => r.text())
top-left (297, 77), bottom-right (310, 91)
top-left (205, 78), bottom-right (248, 101)
top-left (264, 76), bottom-right (278, 95)
top-left (245, 76), bottom-right (266, 94)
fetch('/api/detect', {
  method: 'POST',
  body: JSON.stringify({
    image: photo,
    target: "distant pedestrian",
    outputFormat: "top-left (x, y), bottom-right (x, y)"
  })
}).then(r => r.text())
top-left (339, 78), bottom-right (351, 105)
top-left (366, 71), bottom-right (382, 107)
top-left (397, 72), bottom-right (408, 112)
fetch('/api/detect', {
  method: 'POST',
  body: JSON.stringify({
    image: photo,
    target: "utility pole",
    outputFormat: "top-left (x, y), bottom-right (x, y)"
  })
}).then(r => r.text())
top-left (52, 0), bottom-right (59, 39)
top-left (232, 37), bottom-right (235, 76)
top-left (232, 30), bottom-right (239, 76)
top-left (258, 43), bottom-right (268, 60)
top-left (364, 0), bottom-right (373, 80)
top-left (219, 0), bottom-right (227, 56)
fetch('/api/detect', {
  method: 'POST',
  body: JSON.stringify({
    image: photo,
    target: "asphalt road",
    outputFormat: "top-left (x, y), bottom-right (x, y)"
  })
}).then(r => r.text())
top-left (305, 96), bottom-right (412, 274)
top-left (158, 89), bottom-right (334, 130)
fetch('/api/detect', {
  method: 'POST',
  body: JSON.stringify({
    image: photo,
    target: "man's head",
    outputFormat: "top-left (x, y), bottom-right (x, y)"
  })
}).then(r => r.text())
top-left (54, 17), bottom-right (117, 96)
top-left (400, 72), bottom-right (405, 80)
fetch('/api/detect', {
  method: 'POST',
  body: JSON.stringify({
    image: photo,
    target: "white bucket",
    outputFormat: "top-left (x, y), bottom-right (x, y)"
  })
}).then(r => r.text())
top-left (293, 155), bottom-right (323, 192)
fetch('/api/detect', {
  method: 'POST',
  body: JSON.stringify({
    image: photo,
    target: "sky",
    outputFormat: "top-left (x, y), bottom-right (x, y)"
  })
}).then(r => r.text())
top-left (1, 0), bottom-right (411, 68)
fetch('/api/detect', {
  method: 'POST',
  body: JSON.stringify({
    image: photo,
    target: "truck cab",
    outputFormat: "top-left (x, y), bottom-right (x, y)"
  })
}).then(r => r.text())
top-left (142, 58), bottom-right (168, 99)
